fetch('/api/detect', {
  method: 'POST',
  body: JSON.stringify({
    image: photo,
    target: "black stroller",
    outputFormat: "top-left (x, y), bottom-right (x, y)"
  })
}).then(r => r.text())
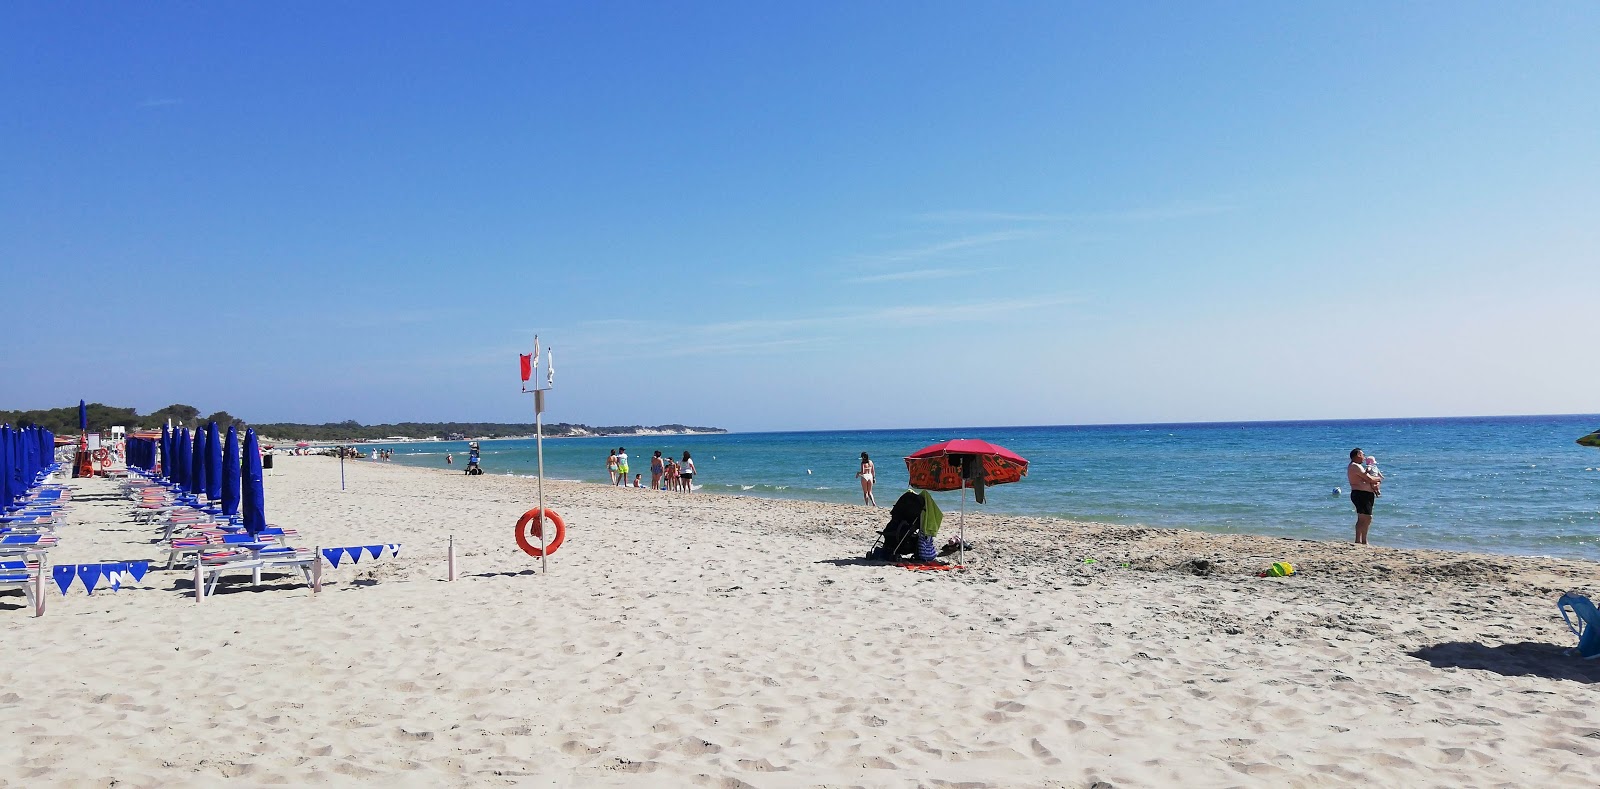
top-left (869, 490), bottom-right (931, 561)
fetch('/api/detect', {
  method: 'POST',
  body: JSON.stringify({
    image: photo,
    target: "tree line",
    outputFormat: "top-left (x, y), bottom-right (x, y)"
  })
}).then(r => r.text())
top-left (0, 403), bottom-right (723, 441)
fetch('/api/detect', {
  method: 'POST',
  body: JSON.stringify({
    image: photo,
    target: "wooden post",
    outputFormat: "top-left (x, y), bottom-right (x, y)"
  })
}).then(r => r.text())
top-left (312, 546), bottom-right (322, 594)
top-left (33, 558), bottom-right (45, 618)
top-left (447, 534), bottom-right (456, 581)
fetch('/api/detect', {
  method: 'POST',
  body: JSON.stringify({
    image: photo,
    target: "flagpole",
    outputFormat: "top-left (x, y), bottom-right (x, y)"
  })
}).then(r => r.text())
top-left (535, 389), bottom-right (547, 574)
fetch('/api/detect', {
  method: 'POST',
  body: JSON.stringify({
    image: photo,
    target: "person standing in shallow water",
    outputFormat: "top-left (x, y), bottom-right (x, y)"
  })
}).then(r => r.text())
top-left (680, 451), bottom-right (696, 493)
top-left (1347, 447), bottom-right (1383, 545)
top-left (857, 452), bottom-right (877, 506)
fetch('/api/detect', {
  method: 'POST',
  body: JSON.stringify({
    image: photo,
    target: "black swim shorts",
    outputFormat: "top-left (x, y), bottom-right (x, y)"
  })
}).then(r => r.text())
top-left (1350, 490), bottom-right (1375, 515)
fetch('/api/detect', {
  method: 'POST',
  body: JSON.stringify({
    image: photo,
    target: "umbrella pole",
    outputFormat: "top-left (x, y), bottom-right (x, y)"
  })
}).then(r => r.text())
top-left (959, 482), bottom-right (966, 567)
top-left (535, 390), bottom-right (547, 575)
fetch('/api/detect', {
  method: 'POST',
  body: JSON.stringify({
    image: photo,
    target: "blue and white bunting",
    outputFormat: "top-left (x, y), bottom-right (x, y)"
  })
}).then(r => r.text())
top-left (78, 564), bottom-right (101, 594)
top-left (52, 565), bottom-right (76, 595)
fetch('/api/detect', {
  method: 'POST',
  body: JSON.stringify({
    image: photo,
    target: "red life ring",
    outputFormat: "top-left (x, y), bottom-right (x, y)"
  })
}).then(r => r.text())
top-left (93, 447), bottom-right (112, 468)
top-left (515, 508), bottom-right (565, 557)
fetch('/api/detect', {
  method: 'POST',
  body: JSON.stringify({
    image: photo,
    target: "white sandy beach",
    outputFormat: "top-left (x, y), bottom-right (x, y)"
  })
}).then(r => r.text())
top-left (5, 456), bottom-right (1600, 788)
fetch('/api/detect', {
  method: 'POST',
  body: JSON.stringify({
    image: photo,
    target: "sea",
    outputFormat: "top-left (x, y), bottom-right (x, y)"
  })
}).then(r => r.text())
top-left (363, 415), bottom-right (1600, 561)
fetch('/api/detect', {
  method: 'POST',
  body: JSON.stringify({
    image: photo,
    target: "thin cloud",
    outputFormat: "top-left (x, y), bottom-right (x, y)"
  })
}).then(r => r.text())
top-left (542, 294), bottom-right (1081, 363)
top-left (857, 230), bottom-right (1032, 264)
top-left (847, 266), bottom-right (1003, 284)
top-left (917, 202), bottom-right (1236, 224)
top-left (693, 294), bottom-right (1080, 336)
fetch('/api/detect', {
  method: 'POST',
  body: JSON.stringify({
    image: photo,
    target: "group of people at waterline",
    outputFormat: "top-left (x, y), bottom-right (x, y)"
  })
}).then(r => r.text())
top-left (608, 447), bottom-right (697, 492)
top-left (457, 441), bottom-right (1385, 543)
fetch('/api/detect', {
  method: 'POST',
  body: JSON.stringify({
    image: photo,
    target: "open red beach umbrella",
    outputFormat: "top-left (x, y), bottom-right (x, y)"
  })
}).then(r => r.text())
top-left (906, 439), bottom-right (1028, 491)
top-left (904, 439), bottom-right (1029, 567)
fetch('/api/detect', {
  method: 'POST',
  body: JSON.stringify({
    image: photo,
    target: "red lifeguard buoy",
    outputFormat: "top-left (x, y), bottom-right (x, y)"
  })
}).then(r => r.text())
top-left (515, 508), bottom-right (565, 557)
top-left (93, 447), bottom-right (112, 468)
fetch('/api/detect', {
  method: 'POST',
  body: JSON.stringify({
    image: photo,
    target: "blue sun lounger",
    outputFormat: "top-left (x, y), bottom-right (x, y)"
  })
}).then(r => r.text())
top-left (0, 560), bottom-right (39, 611)
top-left (1558, 592), bottom-right (1600, 660)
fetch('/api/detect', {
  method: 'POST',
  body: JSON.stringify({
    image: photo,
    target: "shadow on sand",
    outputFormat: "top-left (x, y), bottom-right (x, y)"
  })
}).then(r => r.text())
top-left (1410, 641), bottom-right (1600, 683)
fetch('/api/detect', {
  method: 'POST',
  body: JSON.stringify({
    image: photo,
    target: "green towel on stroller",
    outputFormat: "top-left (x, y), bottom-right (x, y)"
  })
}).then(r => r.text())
top-left (918, 490), bottom-right (943, 538)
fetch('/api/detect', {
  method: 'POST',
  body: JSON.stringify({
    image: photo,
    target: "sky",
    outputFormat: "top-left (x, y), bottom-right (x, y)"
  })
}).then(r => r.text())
top-left (3, 3), bottom-right (1597, 431)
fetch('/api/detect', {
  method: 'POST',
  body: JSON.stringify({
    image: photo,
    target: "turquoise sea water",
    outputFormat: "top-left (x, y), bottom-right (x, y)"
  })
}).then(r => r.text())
top-left (365, 415), bottom-right (1600, 561)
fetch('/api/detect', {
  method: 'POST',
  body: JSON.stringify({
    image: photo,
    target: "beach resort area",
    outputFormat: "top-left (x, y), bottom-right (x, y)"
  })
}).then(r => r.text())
top-left (5, 452), bottom-right (1600, 788)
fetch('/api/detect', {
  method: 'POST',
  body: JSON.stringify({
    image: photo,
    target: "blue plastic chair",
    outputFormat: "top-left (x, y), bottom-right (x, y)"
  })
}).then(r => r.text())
top-left (1557, 592), bottom-right (1600, 659)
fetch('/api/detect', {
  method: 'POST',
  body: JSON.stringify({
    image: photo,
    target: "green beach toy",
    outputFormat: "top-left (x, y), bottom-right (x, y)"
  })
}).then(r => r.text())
top-left (1268, 562), bottom-right (1295, 577)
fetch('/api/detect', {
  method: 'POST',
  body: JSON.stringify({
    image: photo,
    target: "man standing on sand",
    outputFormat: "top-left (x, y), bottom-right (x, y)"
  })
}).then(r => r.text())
top-left (1347, 448), bottom-right (1382, 545)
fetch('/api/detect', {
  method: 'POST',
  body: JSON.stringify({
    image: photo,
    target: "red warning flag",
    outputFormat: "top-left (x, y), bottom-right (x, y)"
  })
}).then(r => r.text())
top-left (519, 354), bottom-right (533, 382)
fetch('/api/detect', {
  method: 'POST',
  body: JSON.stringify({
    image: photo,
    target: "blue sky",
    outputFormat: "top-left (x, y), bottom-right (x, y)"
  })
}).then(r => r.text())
top-left (3, 3), bottom-right (1597, 431)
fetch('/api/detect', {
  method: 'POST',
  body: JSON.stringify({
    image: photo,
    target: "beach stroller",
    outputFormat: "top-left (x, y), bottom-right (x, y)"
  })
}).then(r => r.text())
top-left (1558, 592), bottom-right (1600, 659)
top-left (869, 491), bottom-right (934, 561)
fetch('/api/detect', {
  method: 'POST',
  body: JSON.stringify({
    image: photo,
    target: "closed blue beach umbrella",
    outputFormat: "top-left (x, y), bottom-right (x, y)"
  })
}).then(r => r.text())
top-left (205, 421), bottom-right (222, 501)
top-left (222, 425), bottom-right (241, 517)
top-left (241, 428), bottom-right (266, 536)
top-left (1, 426), bottom-right (12, 510)
top-left (79, 399), bottom-right (86, 432)
top-left (159, 424), bottom-right (170, 478)
top-left (176, 428), bottom-right (191, 491)
top-left (191, 428), bottom-right (207, 497)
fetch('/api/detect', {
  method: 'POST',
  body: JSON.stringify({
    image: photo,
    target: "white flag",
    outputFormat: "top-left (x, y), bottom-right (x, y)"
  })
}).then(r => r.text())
top-left (547, 348), bottom-right (555, 387)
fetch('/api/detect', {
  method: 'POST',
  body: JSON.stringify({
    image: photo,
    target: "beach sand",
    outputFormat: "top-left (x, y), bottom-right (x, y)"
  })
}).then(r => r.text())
top-left (4, 457), bottom-right (1600, 787)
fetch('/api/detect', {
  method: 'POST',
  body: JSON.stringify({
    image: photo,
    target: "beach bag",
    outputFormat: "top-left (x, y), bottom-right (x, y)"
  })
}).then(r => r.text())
top-left (916, 535), bottom-right (937, 561)
top-left (1558, 592), bottom-right (1600, 659)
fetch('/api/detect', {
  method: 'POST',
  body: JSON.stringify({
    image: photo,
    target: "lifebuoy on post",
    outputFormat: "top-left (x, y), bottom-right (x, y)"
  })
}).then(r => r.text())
top-left (515, 508), bottom-right (565, 557)
top-left (93, 447), bottom-right (112, 469)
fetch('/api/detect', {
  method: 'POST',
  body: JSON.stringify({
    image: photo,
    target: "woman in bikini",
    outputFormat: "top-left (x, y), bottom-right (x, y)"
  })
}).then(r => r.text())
top-left (606, 450), bottom-right (619, 486)
top-left (856, 452), bottom-right (877, 506)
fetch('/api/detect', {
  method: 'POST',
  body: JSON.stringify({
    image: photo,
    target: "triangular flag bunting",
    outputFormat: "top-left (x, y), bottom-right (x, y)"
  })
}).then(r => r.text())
top-left (387, 543), bottom-right (402, 558)
top-left (128, 561), bottom-right (149, 583)
top-left (52, 565), bottom-right (76, 595)
top-left (364, 544), bottom-right (383, 560)
top-left (79, 564), bottom-right (101, 594)
top-left (322, 548), bottom-right (342, 568)
top-left (342, 547), bottom-right (360, 565)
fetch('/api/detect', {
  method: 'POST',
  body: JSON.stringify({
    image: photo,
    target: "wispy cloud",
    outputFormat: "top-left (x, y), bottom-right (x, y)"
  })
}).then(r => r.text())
top-left (916, 202), bottom-right (1236, 224)
top-left (847, 266), bottom-right (1003, 284)
top-left (567, 294), bottom-right (1081, 362)
top-left (693, 295), bottom-right (1079, 337)
top-left (138, 98), bottom-right (183, 109)
top-left (857, 230), bottom-right (1032, 264)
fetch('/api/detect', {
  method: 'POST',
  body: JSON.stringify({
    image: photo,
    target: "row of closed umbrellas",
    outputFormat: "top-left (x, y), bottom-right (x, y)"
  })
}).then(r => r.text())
top-left (126, 422), bottom-right (268, 535)
top-left (1, 424), bottom-right (56, 513)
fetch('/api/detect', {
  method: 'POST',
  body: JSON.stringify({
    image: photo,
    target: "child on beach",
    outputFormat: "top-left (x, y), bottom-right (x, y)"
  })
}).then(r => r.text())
top-left (1365, 454), bottom-right (1384, 496)
top-left (633, 474), bottom-right (642, 488)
